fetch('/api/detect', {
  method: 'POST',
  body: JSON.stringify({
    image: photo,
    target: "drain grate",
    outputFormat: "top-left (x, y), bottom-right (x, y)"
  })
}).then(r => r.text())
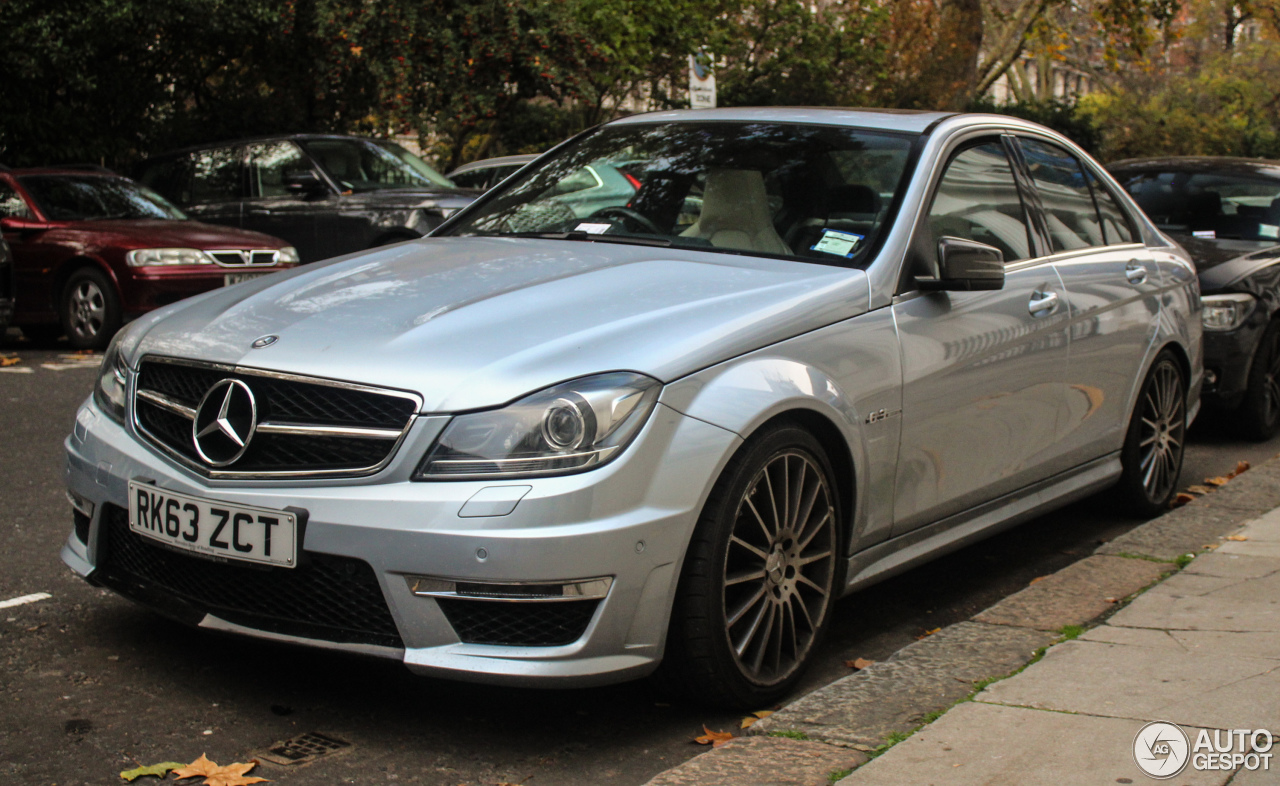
top-left (259, 731), bottom-right (352, 766)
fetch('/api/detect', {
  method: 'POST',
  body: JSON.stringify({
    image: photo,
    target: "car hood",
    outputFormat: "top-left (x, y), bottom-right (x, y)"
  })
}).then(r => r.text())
top-left (64, 219), bottom-right (287, 250)
top-left (1169, 233), bottom-right (1278, 272)
top-left (339, 188), bottom-right (478, 210)
top-left (1196, 243), bottom-right (1280, 293)
top-left (127, 237), bottom-right (870, 412)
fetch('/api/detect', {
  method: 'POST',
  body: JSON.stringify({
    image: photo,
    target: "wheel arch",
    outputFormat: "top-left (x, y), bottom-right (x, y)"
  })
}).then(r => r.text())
top-left (53, 256), bottom-right (120, 312)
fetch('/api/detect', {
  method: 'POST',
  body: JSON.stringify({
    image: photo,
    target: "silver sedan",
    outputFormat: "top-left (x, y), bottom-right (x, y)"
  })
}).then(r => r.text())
top-left (62, 108), bottom-right (1201, 708)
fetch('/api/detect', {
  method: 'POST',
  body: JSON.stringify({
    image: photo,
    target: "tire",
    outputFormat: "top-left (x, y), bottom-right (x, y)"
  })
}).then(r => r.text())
top-left (1239, 318), bottom-right (1280, 441)
top-left (1116, 351), bottom-right (1187, 516)
top-left (60, 267), bottom-right (121, 350)
top-left (658, 423), bottom-right (843, 709)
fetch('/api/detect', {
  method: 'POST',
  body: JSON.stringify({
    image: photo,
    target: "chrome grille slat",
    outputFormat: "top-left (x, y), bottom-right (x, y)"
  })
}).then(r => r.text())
top-left (132, 356), bottom-right (421, 479)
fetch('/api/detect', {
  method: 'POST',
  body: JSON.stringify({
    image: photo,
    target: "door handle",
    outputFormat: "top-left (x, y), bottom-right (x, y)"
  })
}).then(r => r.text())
top-left (1125, 260), bottom-right (1148, 285)
top-left (1029, 290), bottom-right (1059, 316)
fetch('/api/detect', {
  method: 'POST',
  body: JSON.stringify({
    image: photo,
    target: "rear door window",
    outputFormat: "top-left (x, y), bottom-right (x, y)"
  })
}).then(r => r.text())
top-left (1019, 139), bottom-right (1104, 252)
top-left (0, 181), bottom-right (31, 218)
top-left (1087, 171), bottom-right (1137, 244)
top-left (248, 141), bottom-right (314, 197)
top-left (927, 140), bottom-right (1033, 263)
top-left (190, 147), bottom-right (245, 203)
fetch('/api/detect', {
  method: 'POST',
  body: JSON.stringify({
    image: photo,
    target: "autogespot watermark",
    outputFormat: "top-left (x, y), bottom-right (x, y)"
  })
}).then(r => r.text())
top-left (1133, 721), bottom-right (1274, 779)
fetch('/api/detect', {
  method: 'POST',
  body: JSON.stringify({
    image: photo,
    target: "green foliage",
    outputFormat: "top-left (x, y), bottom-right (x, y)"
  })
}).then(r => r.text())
top-left (1059, 624), bottom-right (1085, 640)
top-left (827, 767), bottom-right (854, 782)
top-left (1174, 552), bottom-right (1197, 568)
top-left (769, 729), bottom-right (810, 740)
top-left (967, 97), bottom-right (1101, 155)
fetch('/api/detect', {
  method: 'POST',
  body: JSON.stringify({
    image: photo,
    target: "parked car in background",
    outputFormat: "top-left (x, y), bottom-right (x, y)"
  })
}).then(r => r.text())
top-left (446, 154), bottom-right (538, 191)
top-left (0, 236), bottom-right (13, 331)
top-left (64, 109), bottom-right (1199, 709)
top-left (136, 135), bottom-right (477, 263)
top-left (0, 168), bottom-right (297, 348)
top-left (1110, 156), bottom-right (1280, 438)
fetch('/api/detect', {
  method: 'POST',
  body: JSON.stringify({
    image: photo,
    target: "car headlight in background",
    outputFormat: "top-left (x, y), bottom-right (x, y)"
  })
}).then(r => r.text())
top-left (1201, 293), bottom-right (1257, 331)
top-left (93, 331), bottom-right (131, 422)
top-left (126, 248), bottom-right (216, 267)
top-left (414, 372), bottom-right (661, 480)
top-left (276, 247), bottom-right (300, 264)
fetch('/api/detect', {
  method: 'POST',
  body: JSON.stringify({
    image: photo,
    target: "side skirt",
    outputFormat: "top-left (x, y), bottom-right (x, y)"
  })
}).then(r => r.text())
top-left (842, 453), bottom-right (1122, 596)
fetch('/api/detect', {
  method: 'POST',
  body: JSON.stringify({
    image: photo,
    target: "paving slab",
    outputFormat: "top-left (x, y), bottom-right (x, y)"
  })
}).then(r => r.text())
top-left (1081, 624), bottom-right (1280, 660)
top-left (642, 736), bottom-right (866, 786)
top-left (1098, 501), bottom-right (1255, 562)
top-left (1218, 540), bottom-right (1280, 559)
top-left (749, 622), bottom-right (1054, 747)
top-left (973, 555), bottom-right (1170, 631)
top-left (1200, 467), bottom-right (1280, 513)
top-left (1107, 568), bottom-right (1280, 632)
top-left (978, 638), bottom-right (1280, 731)
top-left (1183, 551), bottom-right (1280, 580)
top-left (834, 701), bottom-right (1232, 785)
top-left (1239, 509), bottom-right (1280, 542)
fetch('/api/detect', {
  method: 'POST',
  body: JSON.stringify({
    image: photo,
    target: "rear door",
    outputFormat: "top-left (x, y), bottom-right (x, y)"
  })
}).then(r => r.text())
top-left (1014, 136), bottom-right (1161, 465)
top-left (891, 137), bottom-right (1073, 535)
top-left (182, 146), bottom-right (246, 229)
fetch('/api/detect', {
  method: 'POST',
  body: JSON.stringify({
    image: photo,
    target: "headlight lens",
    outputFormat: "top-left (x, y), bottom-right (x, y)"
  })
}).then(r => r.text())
top-left (93, 332), bottom-right (131, 422)
top-left (276, 246), bottom-right (300, 264)
top-left (414, 372), bottom-right (661, 480)
top-left (1202, 293), bottom-right (1256, 331)
top-left (126, 248), bottom-right (216, 267)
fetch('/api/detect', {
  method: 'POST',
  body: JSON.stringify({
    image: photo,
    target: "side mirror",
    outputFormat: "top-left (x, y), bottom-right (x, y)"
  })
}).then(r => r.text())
top-left (0, 216), bottom-right (48, 233)
top-left (282, 170), bottom-right (327, 195)
top-left (916, 236), bottom-right (1005, 291)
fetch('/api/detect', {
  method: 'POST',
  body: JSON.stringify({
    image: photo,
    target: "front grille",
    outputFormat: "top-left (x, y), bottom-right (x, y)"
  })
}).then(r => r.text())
top-left (210, 250), bottom-right (278, 266)
top-left (436, 598), bottom-right (600, 646)
top-left (96, 504), bottom-right (403, 649)
top-left (133, 357), bottom-right (420, 477)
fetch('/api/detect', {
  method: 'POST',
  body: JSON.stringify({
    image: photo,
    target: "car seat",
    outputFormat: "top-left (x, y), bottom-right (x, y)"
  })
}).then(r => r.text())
top-left (680, 169), bottom-right (789, 255)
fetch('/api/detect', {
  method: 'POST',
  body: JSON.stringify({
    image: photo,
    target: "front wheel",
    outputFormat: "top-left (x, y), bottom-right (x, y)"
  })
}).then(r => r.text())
top-left (1117, 351), bottom-right (1186, 516)
top-left (659, 424), bottom-right (842, 708)
top-left (60, 267), bottom-right (121, 350)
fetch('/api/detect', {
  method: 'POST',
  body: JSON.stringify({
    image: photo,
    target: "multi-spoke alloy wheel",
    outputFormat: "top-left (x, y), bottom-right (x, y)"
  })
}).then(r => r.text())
top-left (1242, 320), bottom-right (1280, 441)
top-left (61, 268), bottom-right (120, 349)
top-left (661, 424), bottom-right (842, 708)
top-left (1119, 352), bottom-right (1186, 515)
top-left (724, 451), bottom-right (835, 686)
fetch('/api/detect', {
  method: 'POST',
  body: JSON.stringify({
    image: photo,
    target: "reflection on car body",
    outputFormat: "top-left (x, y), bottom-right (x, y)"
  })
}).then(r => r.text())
top-left (64, 109), bottom-right (1199, 709)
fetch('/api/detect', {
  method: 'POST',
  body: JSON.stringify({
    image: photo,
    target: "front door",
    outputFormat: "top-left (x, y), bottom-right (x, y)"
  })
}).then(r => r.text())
top-left (242, 141), bottom-right (326, 261)
top-left (892, 138), bottom-right (1073, 535)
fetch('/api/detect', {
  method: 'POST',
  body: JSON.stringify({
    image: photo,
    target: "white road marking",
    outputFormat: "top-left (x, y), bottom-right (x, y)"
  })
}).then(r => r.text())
top-left (0, 367), bottom-right (33, 374)
top-left (41, 363), bottom-right (98, 371)
top-left (0, 592), bottom-right (52, 609)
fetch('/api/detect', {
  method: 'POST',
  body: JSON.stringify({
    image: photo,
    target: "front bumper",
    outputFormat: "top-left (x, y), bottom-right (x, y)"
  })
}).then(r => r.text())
top-left (62, 395), bottom-right (740, 686)
top-left (120, 265), bottom-right (293, 314)
top-left (1201, 308), bottom-right (1270, 408)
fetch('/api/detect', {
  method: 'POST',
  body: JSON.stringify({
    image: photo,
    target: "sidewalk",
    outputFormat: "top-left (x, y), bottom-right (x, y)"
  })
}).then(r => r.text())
top-left (837, 508), bottom-right (1280, 785)
top-left (644, 457), bottom-right (1280, 786)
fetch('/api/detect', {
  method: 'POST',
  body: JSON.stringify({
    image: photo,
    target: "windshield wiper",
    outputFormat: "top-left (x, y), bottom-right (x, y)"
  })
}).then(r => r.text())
top-left (501, 230), bottom-right (672, 248)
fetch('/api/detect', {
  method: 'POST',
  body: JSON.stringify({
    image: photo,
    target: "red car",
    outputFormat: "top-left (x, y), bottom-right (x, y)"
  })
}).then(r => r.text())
top-left (0, 167), bottom-right (298, 348)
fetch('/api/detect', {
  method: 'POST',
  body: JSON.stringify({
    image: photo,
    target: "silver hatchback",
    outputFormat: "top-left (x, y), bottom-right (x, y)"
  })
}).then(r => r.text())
top-left (63, 109), bottom-right (1200, 708)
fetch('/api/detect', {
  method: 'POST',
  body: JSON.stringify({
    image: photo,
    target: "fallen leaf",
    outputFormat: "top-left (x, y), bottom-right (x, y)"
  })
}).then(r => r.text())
top-left (739, 710), bottom-right (773, 729)
top-left (1225, 535), bottom-right (1249, 542)
top-left (1205, 476), bottom-right (1231, 487)
top-left (1186, 485), bottom-right (1214, 494)
top-left (172, 754), bottom-right (268, 786)
top-left (0, 357), bottom-right (19, 367)
top-left (1029, 575), bottom-right (1050, 585)
top-left (843, 657), bottom-right (876, 670)
top-left (1105, 597), bottom-right (1118, 603)
top-left (1229, 460), bottom-right (1250, 478)
top-left (1173, 492), bottom-right (1196, 507)
top-left (915, 627), bottom-right (942, 640)
top-left (694, 726), bottom-right (733, 747)
top-left (121, 762), bottom-right (186, 781)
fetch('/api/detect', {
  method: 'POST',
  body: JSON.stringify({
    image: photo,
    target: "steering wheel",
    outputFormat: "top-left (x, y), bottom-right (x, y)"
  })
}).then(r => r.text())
top-left (589, 206), bottom-right (663, 236)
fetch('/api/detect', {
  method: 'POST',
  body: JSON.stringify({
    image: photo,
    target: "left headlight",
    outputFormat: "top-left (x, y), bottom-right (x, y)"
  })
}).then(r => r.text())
top-left (414, 372), bottom-right (661, 480)
top-left (276, 247), bottom-right (300, 264)
top-left (126, 248), bottom-right (216, 266)
top-left (93, 330), bottom-right (131, 422)
top-left (1202, 293), bottom-right (1256, 332)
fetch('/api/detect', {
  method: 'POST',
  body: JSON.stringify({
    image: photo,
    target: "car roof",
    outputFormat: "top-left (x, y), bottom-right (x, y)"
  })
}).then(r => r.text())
top-left (448, 154), bottom-right (540, 175)
top-left (1108, 156), bottom-right (1280, 177)
top-left (140, 133), bottom-right (399, 161)
top-left (608, 107), bottom-right (955, 133)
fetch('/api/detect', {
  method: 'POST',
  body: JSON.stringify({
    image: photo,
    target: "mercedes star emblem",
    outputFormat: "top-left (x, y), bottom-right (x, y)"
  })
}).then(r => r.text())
top-left (192, 379), bottom-right (258, 466)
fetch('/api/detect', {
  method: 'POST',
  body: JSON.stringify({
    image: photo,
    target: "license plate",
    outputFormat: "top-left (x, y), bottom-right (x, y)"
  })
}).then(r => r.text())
top-left (224, 272), bottom-right (269, 286)
top-left (128, 481), bottom-right (298, 568)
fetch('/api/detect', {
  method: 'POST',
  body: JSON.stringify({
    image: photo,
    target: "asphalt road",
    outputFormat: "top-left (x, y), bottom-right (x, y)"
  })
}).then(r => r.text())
top-left (2, 332), bottom-right (1277, 786)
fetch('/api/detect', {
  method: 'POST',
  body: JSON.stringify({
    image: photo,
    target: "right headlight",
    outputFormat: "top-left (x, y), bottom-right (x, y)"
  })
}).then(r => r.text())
top-left (414, 372), bottom-right (661, 480)
top-left (126, 248), bottom-right (216, 266)
top-left (1202, 293), bottom-right (1256, 332)
top-left (93, 330), bottom-right (131, 423)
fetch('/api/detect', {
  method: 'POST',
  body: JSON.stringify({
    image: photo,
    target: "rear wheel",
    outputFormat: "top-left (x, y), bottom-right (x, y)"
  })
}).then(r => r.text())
top-left (1239, 318), bottom-right (1280, 441)
top-left (659, 424), bottom-right (842, 708)
top-left (60, 267), bottom-right (120, 350)
top-left (1117, 351), bottom-right (1186, 516)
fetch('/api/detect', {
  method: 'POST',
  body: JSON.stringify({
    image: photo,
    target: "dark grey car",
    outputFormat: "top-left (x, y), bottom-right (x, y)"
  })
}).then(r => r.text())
top-left (1110, 156), bottom-right (1280, 438)
top-left (136, 135), bottom-right (478, 263)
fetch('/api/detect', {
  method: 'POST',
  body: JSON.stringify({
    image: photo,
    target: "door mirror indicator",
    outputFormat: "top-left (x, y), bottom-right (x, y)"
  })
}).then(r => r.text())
top-left (917, 236), bottom-right (1005, 292)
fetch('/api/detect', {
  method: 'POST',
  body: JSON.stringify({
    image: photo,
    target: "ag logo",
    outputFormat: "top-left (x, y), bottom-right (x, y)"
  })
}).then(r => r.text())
top-left (1134, 721), bottom-right (1190, 779)
top-left (193, 379), bottom-right (258, 467)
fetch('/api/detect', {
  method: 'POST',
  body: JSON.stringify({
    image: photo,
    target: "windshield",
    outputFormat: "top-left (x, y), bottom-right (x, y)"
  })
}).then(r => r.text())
top-left (1116, 168), bottom-right (1280, 242)
top-left (19, 175), bottom-right (186, 221)
top-left (441, 121), bottom-right (916, 266)
top-left (299, 138), bottom-right (456, 192)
